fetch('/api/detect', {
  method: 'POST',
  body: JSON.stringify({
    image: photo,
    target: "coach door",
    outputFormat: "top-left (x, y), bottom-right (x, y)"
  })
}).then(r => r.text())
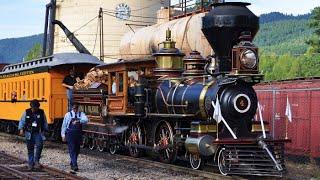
top-left (108, 70), bottom-right (128, 114)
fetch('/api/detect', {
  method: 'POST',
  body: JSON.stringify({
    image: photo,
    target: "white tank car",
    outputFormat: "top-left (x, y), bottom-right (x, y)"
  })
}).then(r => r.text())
top-left (119, 12), bottom-right (213, 60)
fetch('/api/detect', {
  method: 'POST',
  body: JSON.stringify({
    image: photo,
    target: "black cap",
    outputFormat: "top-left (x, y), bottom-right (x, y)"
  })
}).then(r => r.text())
top-left (30, 99), bottom-right (40, 108)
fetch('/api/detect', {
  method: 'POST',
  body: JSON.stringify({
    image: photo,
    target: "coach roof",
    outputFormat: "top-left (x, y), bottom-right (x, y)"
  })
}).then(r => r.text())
top-left (0, 53), bottom-right (105, 74)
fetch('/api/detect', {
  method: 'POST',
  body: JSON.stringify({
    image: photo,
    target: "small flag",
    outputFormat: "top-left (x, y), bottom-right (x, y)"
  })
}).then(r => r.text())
top-left (285, 96), bottom-right (292, 122)
top-left (212, 96), bottom-right (237, 139)
top-left (212, 96), bottom-right (222, 123)
top-left (257, 102), bottom-right (266, 138)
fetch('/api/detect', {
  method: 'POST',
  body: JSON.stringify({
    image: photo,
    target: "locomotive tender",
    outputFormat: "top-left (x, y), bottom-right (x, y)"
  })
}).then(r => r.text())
top-left (74, 2), bottom-right (288, 177)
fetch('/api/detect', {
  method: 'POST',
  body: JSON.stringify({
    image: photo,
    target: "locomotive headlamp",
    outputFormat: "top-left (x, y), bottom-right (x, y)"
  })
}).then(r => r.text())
top-left (240, 50), bottom-right (257, 69)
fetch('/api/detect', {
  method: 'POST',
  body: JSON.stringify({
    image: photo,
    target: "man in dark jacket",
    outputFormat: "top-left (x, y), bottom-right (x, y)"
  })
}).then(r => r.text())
top-left (62, 69), bottom-right (82, 111)
top-left (18, 99), bottom-right (48, 170)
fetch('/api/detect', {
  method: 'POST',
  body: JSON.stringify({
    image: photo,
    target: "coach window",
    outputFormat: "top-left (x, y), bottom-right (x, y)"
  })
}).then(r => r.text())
top-left (118, 72), bottom-right (124, 94)
top-left (0, 83), bottom-right (2, 99)
top-left (35, 79), bottom-right (39, 98)
top-left (27, 80), bottom-right (30, 99)
top-left (17, 81), bottom-right (21, 99)
top-left (14, 82), bottom-right (17, 97)
top-left (110, 72), bottom-right (116, 95)
top-left (0, 83), bottom-right (2, 100)
top-left (4, 83), bottom-right (7, 100)
top-left (41, 78), bottom-right (45, 98)
top-left (9, 82), bottom-right (12, 99)
top-left (31, 80), bottom-right (35, 99)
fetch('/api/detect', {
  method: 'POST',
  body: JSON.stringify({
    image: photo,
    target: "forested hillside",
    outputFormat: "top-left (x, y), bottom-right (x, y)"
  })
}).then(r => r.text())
top-left (254, 19), bottom-right (312, 55)
top-left (259, 12), bottom-right (311, 24)
top-left (0, 34), bottom-right (42, 64)
top-left (255, 10), bottom-right (320, 81)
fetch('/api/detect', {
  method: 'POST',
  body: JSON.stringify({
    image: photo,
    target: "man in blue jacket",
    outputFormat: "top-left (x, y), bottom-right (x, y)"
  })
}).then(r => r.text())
top-left (18, 99), bottom-right (48, 170)
top-left (61, 103), bottom-right (88, 172)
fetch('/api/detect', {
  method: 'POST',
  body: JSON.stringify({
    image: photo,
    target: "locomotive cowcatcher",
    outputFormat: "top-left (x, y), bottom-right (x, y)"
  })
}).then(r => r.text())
top-left (73, 2), bottom-right (289, 176)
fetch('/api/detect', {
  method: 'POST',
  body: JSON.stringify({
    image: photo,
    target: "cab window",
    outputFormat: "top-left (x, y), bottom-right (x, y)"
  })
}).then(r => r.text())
top-left (118, 72), bottom-right (124, 93)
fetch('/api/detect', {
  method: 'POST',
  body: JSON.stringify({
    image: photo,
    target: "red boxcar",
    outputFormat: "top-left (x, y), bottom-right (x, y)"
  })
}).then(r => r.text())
top-left (254, 77), bottom-right (320, 159)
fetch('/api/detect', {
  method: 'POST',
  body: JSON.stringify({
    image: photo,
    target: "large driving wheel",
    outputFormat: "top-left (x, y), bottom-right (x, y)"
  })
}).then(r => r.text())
top-left (126, 123), bottom-right (144, 157)
top-left (155, 121), bottom-right (176, 163)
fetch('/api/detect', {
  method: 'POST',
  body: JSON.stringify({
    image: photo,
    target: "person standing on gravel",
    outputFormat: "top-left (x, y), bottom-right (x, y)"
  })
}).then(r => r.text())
top-left (61, 103), bottom-right (88, 172)
top-left (18, 99), bottom-right (48, 170)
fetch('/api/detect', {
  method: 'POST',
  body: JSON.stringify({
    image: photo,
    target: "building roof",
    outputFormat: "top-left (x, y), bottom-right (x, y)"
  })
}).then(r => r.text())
top-left (0, 53), bottom-right (105, 75)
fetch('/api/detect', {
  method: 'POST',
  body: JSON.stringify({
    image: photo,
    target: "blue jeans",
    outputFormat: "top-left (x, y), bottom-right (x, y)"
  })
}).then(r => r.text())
top-left (26, 132), bottom-right (43, 166)
top-left (66, 130), bottom-right (82, 167)
top-left (67, 89), bottom-right (74, 111)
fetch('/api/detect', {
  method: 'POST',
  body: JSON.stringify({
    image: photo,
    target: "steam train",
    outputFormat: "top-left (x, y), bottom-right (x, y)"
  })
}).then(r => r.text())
top-left (0, 1), bottom-right (288, 177)
top-left (73, 2), bottom-right (288, 177)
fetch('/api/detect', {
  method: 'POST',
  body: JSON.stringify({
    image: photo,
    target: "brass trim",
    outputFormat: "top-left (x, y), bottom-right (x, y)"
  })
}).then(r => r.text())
top-left (199, 80), bottom-right (216, 119)
top-left (181, 85), bottom-right (191, 114)
top-left (251, 123), bottom-right (270, 132)
top-left (171, 81), bottom-right (181, 114)
top-left (191, 124), bottom-right (217, 133)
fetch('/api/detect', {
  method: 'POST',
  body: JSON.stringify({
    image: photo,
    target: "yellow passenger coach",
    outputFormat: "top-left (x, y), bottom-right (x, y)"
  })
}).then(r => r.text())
top-left (0, 53), bottom-right (103, 138)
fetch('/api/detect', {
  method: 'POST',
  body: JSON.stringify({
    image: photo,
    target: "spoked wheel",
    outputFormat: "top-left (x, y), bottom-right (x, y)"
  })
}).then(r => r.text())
top-left (217, 148), bottom-right (228, 176)
top-left (88, 137), bottom-right (96, 151)
top-left (97, 145), bottom-right (105, 152)
top-left (81, 135), bottom-right (88, 148)
top-left (127, 123), bottom-right (144, 158)
top-left (96, 135), bottom-right (105, 152)
top-left (109, 144), bottom-right (117, 154)
top-left (155, 121), bottom-right (176, 163)
top-left (109, 137), bottom-right (119, 155)
top-left (189, 154), bottom-right (202, 170)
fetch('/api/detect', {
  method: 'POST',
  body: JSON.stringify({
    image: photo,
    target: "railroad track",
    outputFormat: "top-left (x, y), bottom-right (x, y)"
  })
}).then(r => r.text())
top-left (0, 132), bottom-right (241, 179)
top-left (0, 150), bottom-right (84, 180)
top-left (111, 154), bottom-right (237, 180)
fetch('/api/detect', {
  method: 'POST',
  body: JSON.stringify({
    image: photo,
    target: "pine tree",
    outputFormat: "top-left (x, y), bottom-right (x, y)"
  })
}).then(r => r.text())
top-left (306, 7), bottom-right (320, 53)
top-left (24, 43), bottom-right (42, 61)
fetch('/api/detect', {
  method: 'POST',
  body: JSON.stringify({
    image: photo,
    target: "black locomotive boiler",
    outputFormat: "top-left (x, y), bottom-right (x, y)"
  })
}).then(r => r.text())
top-left (73, 2), bottom-right (288, 177)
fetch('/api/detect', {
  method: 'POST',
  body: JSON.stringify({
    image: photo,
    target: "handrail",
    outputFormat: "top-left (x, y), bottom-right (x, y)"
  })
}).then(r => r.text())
top-left (157, 87), bottom-right (187, 107)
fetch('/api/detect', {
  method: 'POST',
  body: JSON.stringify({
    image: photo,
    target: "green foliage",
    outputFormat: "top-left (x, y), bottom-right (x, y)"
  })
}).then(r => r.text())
top-left (0, 34), bottom-right (42, 64)
top-left (254, 19), bottom-right (313, 55)
top-left (24, 43), bottom-right (42, 62)
top-left (259, 54), bottom-right (320, 81)
top-left (306, 7), bottom-right (320, 53)
top-left (255, 11), bottom-right (319, 81)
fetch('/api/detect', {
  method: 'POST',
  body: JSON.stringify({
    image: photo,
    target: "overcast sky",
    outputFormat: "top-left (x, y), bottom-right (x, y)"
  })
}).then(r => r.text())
top-left (0, 0), bottom-right (319, 39)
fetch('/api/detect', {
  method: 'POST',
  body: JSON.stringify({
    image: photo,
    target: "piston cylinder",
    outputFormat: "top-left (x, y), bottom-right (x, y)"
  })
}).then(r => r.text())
top-left (185, 135), bottom-right (216, 156)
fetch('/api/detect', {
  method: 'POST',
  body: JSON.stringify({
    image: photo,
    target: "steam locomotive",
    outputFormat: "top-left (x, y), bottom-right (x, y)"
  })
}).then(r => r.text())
top-left (0, 0), bottom-right (289, 176)
top-left (72, 2), bottom-right (288, 177)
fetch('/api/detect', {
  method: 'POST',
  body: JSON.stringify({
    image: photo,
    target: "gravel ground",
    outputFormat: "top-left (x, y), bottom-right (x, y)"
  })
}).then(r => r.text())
top-left (0, 133), bottom-right (318, 180)
top-left (0, 134), bottom-right (207, 180)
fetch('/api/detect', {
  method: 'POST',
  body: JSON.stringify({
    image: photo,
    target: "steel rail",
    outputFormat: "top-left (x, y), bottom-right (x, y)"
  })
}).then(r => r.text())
top-left (0, 148), bottom-right (85, 180)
